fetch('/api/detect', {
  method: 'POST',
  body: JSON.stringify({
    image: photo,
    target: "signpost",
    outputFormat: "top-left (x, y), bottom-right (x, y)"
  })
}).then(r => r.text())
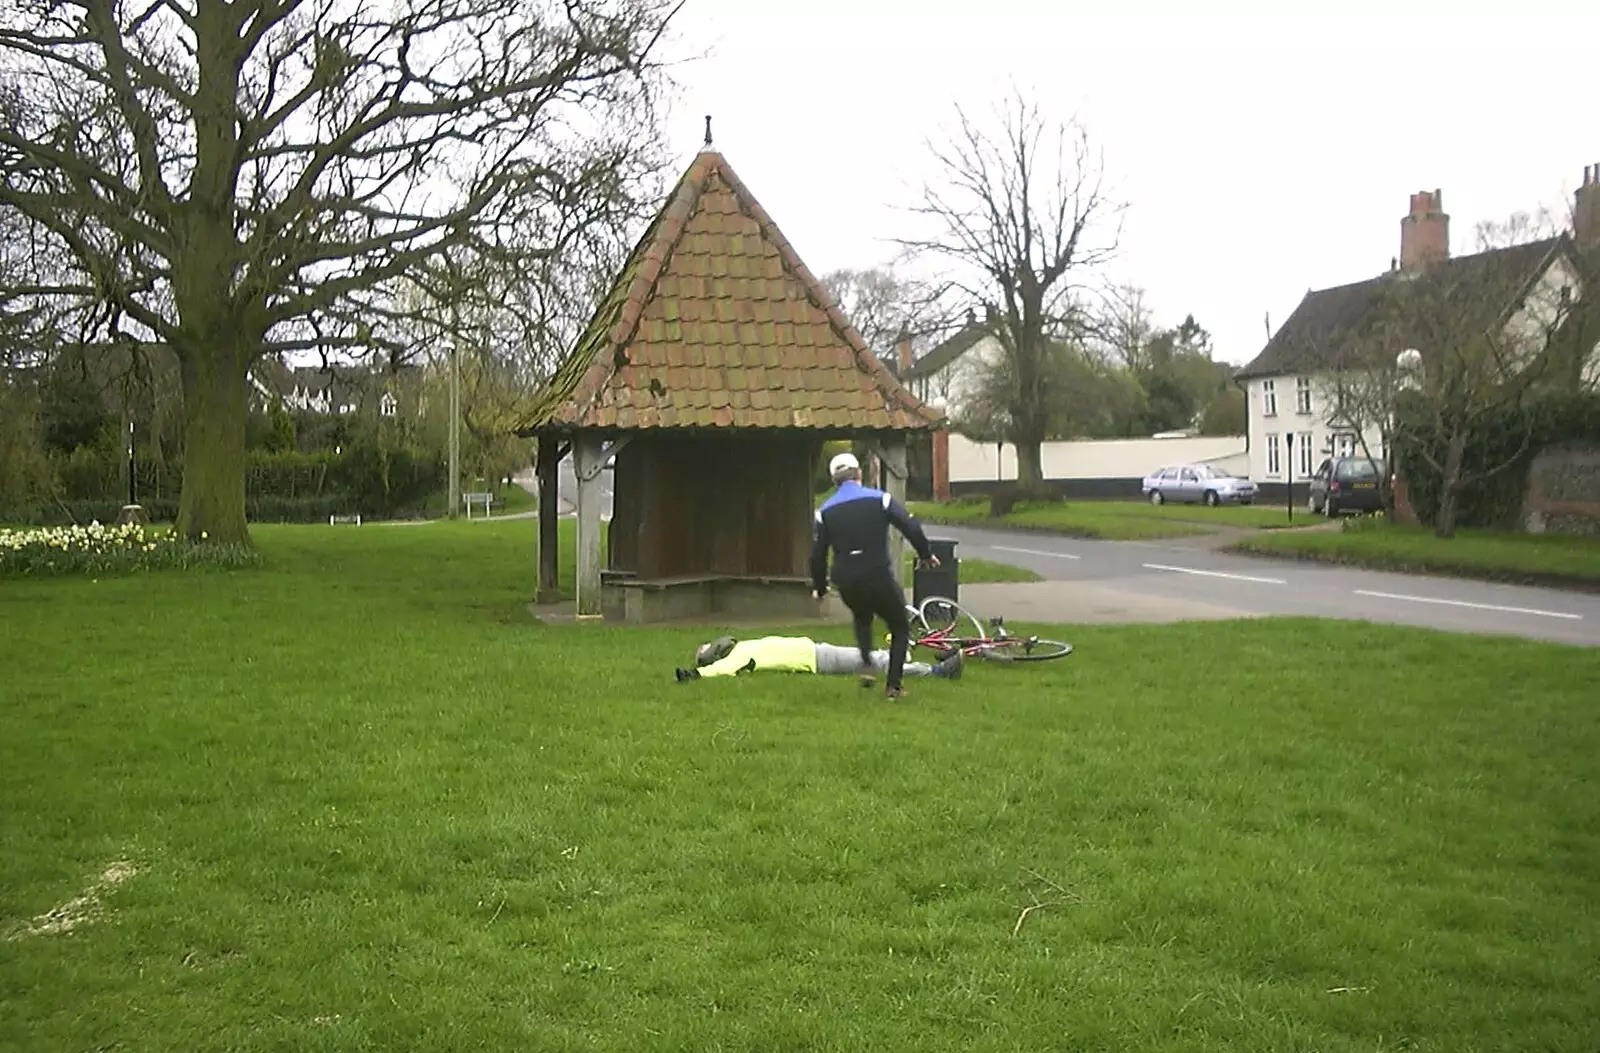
top-left (1285, 432), bottom-right (1295, 523)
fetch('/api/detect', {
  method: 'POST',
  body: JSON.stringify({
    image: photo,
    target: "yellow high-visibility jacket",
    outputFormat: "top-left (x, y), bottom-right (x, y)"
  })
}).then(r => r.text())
top-left (698, 636), bottom-right (818, 677)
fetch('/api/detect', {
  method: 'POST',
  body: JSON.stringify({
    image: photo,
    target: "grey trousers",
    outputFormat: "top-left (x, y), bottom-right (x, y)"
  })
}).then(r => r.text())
top-left (814, 642), bottom-right (933, 677)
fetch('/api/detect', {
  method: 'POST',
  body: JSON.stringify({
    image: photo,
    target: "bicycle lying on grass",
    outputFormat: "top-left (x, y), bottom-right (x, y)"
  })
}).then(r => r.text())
top-left (903, 595), bottom-right (1073, 663)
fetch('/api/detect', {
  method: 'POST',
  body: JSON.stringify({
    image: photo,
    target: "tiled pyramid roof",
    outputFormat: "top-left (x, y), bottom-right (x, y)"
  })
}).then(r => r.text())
top-left (518, 149), bottom-right (944, 433)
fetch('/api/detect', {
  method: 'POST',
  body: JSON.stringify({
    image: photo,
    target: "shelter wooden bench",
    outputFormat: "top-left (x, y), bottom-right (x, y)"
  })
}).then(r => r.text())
top-left (599, 571), bottom-right (823, 624)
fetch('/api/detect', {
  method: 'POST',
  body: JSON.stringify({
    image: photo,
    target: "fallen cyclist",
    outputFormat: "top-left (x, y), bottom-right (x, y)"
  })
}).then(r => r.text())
top-left (675, 634), bottom-right (962, 685)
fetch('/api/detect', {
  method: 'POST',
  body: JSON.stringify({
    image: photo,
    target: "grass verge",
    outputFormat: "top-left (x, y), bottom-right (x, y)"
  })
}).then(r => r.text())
top-left (3, 521), bottom-right (1598, 1051)
top-left (1227, 520), bottom-right (1600, 591)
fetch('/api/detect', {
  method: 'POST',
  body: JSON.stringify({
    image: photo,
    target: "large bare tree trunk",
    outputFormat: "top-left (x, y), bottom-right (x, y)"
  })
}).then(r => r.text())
top-left (176, 348), bottom-right (250, 545)
top-left (1433, 426), bottom-right (1469, 539)
top-left (1016, 440), bottom-right (1045, 488)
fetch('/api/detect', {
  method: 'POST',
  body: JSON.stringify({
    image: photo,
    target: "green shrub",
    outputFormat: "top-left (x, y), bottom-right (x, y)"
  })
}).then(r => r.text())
top-left (1396, 391), bottom-right (1600, 529)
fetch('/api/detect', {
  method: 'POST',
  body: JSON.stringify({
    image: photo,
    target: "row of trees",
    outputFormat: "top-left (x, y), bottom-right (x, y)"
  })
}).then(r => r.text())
top-left (822, 265), bottom-right (1243, 446)
top-left (0, 342), bottom-right (533, 522)
top-left (1, 0), bottom-right (678, 542)
top-left (4, 0), bottom-right (1588, 543)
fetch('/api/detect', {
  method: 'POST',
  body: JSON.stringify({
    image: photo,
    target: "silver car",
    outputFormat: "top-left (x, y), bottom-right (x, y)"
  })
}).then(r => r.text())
top-left (1141, 463), bottom-right (1257, 506)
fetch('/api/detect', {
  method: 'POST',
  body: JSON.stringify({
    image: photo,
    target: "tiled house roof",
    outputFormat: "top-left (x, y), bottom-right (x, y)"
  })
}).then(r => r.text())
top-left (518, 150), bottom-right (944, 434)
top-left (1236, 238), bottom-right (1569, 381)
top-left (901, 312), bottom-right (995, 383)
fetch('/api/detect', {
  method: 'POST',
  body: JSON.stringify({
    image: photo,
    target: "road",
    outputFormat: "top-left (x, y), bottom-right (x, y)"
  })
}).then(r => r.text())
top-left (929, 523), bottom-right (1600, 648)
top-left (512, 464), bottom-right (613, 520)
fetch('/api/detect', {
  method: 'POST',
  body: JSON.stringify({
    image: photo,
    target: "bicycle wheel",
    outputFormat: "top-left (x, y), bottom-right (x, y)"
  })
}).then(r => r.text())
top-left (917, 596), bottom-right (987, 643)
top-left (981, 637), bottom-right (1073, 662)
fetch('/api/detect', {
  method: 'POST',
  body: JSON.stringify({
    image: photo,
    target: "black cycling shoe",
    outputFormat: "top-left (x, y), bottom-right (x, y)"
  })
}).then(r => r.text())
top-left (932, 652), bottom-right (964, 680)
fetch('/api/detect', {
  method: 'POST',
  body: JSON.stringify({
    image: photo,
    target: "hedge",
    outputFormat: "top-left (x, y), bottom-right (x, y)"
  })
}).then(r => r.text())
top-left (1395, 391), bottom-right (1600, 530)
top-left (6, 443), bottom-right (446, 523)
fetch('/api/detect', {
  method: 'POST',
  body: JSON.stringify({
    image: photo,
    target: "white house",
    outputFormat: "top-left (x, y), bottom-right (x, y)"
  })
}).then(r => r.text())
top-left (892, 308), bottom-right (1005, 422)
top-left (1236, 173), bottom-right (1600, 496)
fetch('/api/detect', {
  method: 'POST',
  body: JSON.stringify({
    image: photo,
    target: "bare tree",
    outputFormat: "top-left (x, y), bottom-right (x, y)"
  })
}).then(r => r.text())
top-left (0, 0), bottom-right (679, 543)
top-left (1373, 218), bottom-right (1581, 537)
top-left (818, 265), bottom-right (945, 363)
top-left (899, 90), bottom-right (1124, 487)
top-left (1096, 283), bottom-right (1155, 374)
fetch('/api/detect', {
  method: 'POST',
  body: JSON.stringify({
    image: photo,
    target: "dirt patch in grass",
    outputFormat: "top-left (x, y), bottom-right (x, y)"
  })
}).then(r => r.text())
top-left (8, 860), bottom-right (139, 941)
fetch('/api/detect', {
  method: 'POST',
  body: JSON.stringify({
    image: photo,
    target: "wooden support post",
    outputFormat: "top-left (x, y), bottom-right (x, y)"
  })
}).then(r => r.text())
top-left (535, 434), bottom-right (561, 604)
top-left (573, 433), bottom-right (606, 618)
top-left (932, 428), bottom-right (951, 501)
top-left (877, 435), bottom-right (910, 588)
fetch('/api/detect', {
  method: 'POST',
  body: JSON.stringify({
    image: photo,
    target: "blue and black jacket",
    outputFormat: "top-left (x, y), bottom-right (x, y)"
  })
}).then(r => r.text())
top-left (810, 480), bottom-right (934, 591)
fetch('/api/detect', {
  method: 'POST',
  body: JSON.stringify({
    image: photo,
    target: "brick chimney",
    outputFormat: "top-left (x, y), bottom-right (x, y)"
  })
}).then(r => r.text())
top-left (895, 328), bottom-right (913, 375)
top-left (1576, 163), bottom-right (1600, 250)
top-left (1400, 189), bottom-right (1449, 273)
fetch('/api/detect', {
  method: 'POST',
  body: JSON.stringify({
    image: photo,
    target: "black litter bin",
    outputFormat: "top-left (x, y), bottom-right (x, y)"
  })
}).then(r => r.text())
top-left (912, 537), bottom-right (960, 605)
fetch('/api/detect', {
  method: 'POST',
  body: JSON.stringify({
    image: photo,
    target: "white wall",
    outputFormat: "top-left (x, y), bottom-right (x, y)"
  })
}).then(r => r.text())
top-left (948, 433), bottom-right (1247, 484)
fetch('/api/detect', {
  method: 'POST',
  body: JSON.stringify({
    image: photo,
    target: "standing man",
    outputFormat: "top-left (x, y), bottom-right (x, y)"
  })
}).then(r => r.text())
top-left (810, 451), bottom-right (939, 699)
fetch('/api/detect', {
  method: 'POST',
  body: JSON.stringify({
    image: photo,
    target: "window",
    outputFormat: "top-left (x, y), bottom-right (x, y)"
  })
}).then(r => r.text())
top-left (1335, 433), bottom-right (1356, 458)
top-left (1265, 433), bottom-right (1281, 476)
top-left (1298, 435), bottom-right (1313, 477)
top-left (1262, 380), bottom-right (1277, 416)
top-left (1295, 376), bottom-right (1312, 414)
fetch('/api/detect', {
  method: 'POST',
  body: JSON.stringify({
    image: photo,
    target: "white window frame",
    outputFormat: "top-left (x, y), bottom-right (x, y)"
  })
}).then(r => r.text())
top-left (1262, 379), bottom-right (1278, 417)
top-left (1265, 433), bottom-right (1281, 476)
top-left (1298, 435), bottom-right (1313, 477)
top-left (1295, 376), bottom-right (1312, 414)
top-left (1335, 433), bottom-right (1356, 458)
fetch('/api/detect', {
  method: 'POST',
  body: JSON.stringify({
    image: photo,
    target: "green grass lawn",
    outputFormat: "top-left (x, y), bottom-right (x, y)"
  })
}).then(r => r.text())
top-left (3, 521), bottom-right (1599, 1050)
top-left (1229, 520), bottom-right (1600, 589)
top-left (909, 497), bottom-right (1299, 539)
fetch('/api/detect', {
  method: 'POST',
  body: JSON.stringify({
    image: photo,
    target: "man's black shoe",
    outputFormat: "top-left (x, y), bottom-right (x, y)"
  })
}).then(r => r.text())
top-left (675, 667), bottom-right (701, 682)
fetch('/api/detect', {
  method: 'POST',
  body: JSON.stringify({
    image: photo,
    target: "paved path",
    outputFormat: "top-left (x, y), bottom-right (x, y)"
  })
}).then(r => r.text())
top-left (929, 523), bottom-right (1599, 648)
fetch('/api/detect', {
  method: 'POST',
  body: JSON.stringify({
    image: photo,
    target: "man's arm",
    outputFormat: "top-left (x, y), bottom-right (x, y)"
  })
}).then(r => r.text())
top-left (885, 497), bottom-right (935, 562)
top-left (808, 509), bottom-right (830, 594)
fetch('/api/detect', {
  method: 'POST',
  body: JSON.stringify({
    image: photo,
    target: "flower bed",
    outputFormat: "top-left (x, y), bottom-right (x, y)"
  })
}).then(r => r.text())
top-left (0, 522), bottom-right (261, 578)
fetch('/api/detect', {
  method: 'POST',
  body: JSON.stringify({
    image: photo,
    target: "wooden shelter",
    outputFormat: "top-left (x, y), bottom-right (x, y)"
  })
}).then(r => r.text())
top-left (518, 144), bottom-right (944, 622)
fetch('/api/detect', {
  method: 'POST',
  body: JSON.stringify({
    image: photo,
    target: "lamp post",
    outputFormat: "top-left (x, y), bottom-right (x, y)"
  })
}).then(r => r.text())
top-left (448, 335), bottom-right (460, 519)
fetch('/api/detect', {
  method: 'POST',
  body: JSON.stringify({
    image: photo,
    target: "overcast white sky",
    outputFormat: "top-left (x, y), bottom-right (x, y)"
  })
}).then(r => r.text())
top-left (649, 0), bottom-right (1598, 365)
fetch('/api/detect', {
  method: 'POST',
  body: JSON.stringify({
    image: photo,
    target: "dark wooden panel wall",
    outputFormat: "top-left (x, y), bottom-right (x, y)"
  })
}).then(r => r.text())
top-left (609, 433), bottom-right (824, 578)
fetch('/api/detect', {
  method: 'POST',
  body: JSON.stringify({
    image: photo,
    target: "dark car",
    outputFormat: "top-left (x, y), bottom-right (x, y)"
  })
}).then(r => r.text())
top-left (1308, 456), bottom-right (1386, 516)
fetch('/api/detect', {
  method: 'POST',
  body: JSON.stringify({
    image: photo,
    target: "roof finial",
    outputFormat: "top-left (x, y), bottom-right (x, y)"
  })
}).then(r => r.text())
top-left (703, 115), bottom-right (713, 148)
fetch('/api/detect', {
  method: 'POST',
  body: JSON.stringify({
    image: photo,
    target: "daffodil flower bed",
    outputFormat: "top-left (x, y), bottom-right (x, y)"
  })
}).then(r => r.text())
top-left (0, 522), bottom-right (261, 578)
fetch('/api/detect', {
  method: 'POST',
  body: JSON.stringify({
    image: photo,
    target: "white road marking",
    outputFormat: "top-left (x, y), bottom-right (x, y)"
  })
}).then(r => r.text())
top-left (1352, 589), bottom-right (1583, 621)
top-left (989, 545), bottom-right (1082, 560)
top-left (1142, 563), bottom-right (1286, 585)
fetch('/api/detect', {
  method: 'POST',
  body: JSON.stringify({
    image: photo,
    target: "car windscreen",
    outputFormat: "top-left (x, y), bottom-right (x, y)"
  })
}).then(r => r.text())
top-left (1335, 458), bottom-right (1384, 481)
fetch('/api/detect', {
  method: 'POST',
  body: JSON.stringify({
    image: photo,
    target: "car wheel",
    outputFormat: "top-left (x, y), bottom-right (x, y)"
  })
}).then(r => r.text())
top-left (1308, 493), bottom-right (1319, 514)
top-left (1325, 495), bottom-right (1338, 518)
top-left (1203, 490), bottom-right (1220, 507)
top-left (1149, 490), bottom-right (1164, 505)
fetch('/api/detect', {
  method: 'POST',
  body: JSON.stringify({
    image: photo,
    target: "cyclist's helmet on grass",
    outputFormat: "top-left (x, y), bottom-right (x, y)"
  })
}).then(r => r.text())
top-left (695, 636), bottom-right (737, 667)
